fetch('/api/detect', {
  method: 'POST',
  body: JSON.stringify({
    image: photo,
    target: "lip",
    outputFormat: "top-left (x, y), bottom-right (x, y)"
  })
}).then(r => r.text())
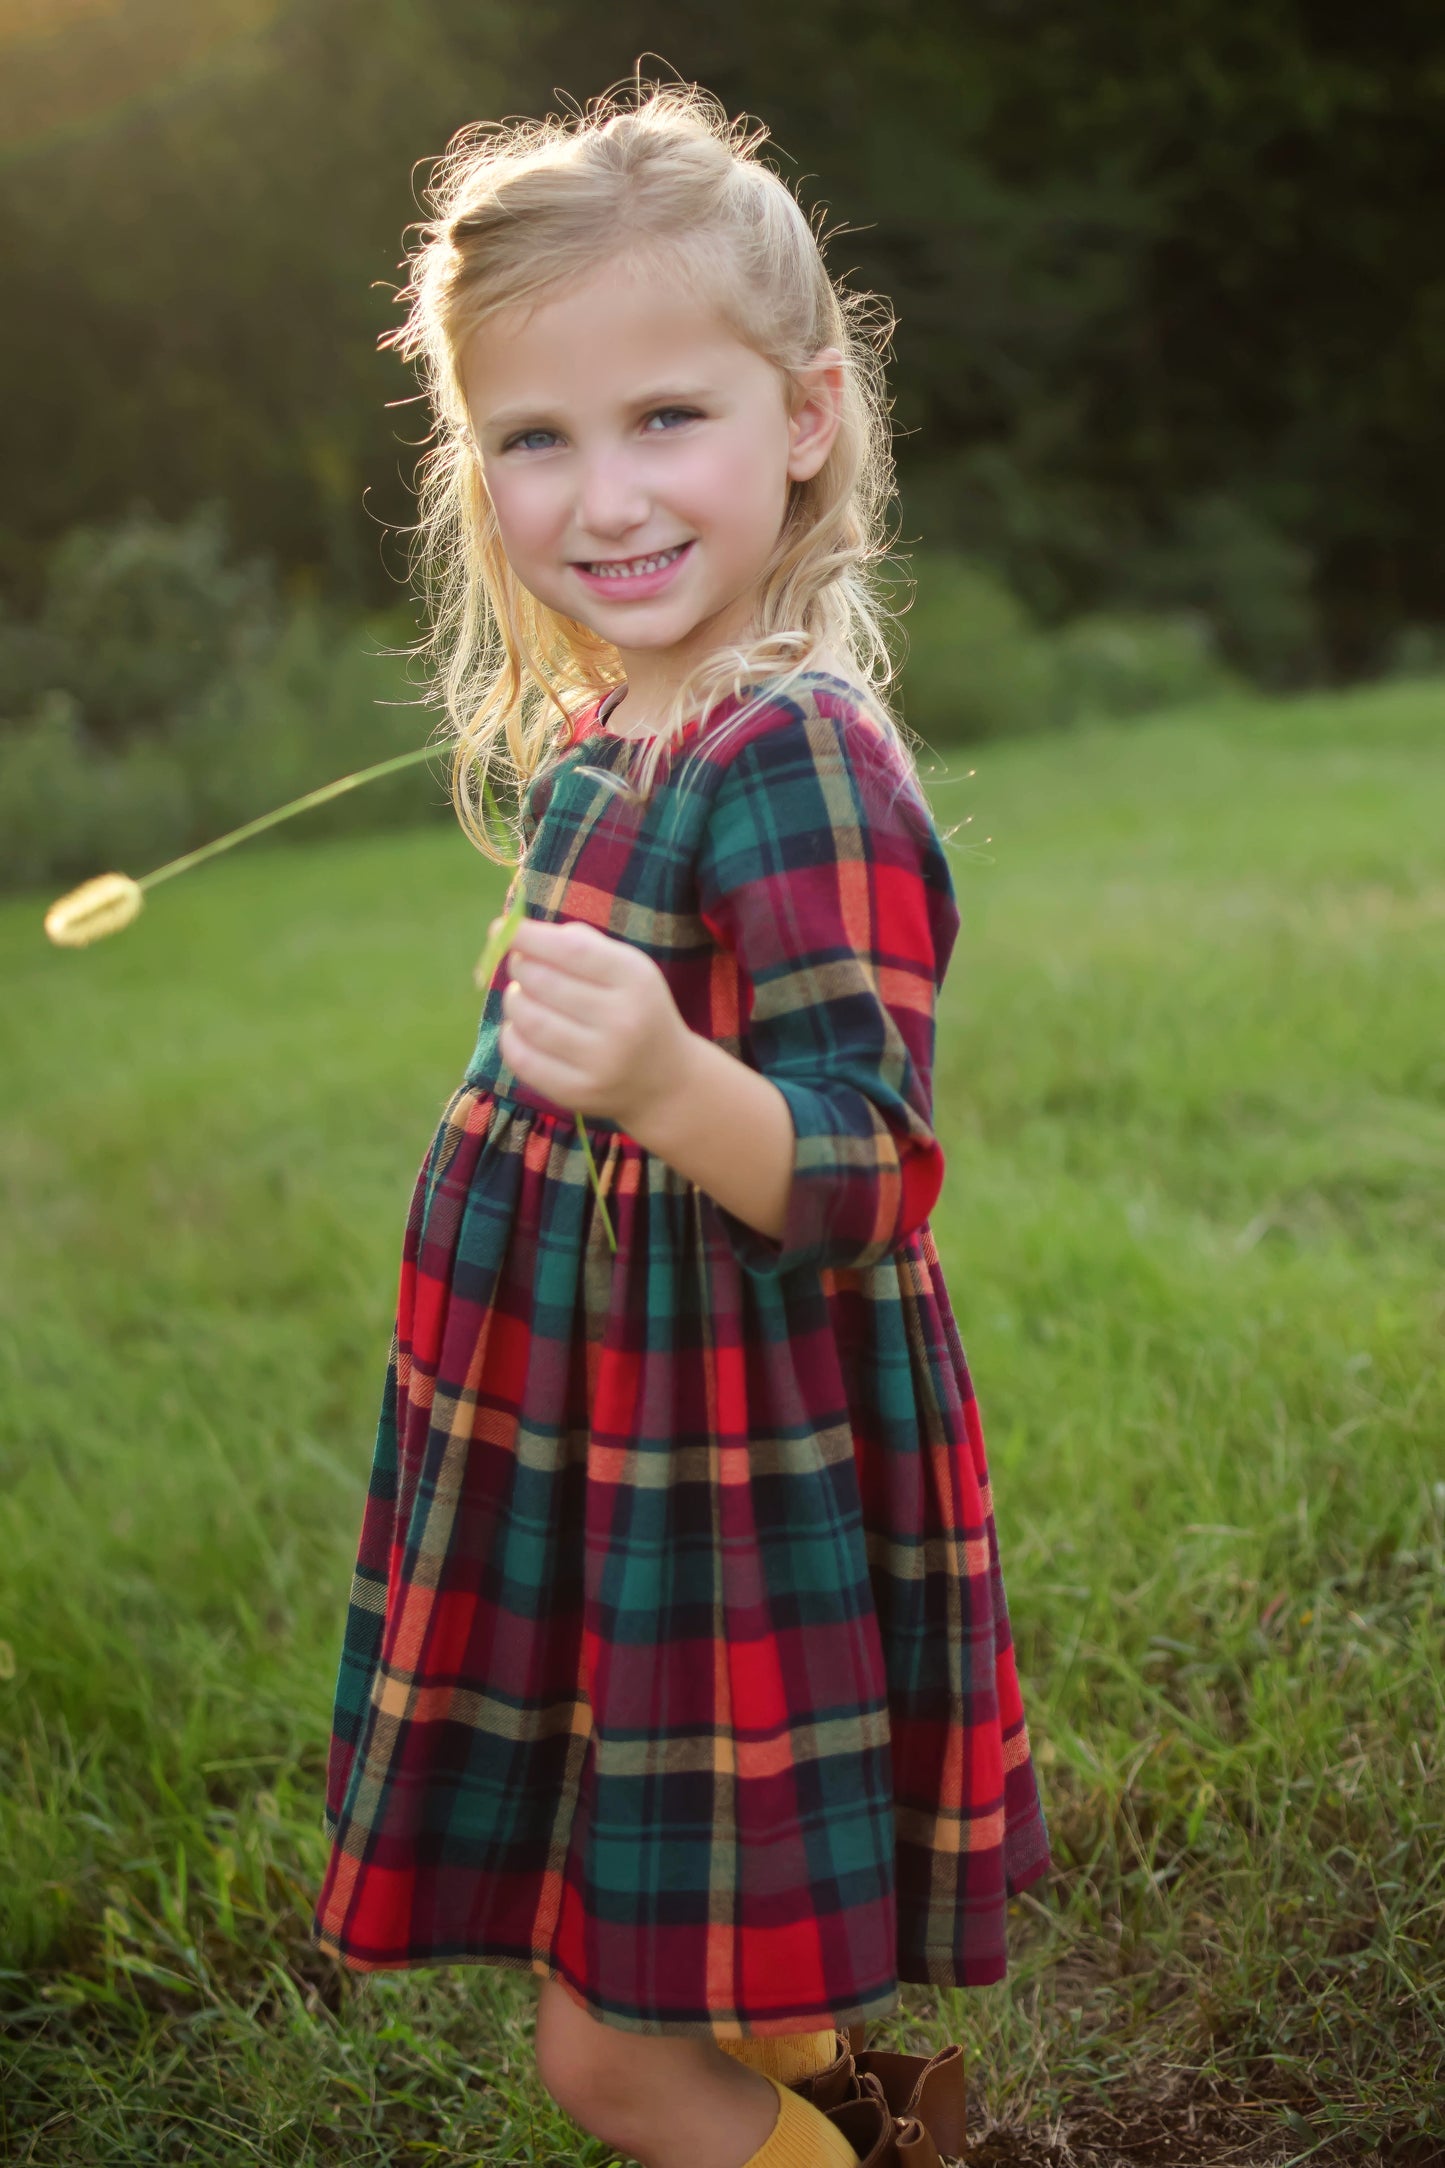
top-left (571, 539), bottom-right (695, 602)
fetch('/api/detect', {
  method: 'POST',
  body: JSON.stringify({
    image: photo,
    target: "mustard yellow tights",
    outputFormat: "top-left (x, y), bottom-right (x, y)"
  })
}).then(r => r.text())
top-left (715, 2029), bottom-right (840, 2085)
top-left (715, 2032), bottom-right (859, 2167)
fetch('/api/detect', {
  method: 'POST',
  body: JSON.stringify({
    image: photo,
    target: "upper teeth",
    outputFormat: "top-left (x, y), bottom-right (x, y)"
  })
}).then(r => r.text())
top-left (585, 545), bottom-right (686, 579)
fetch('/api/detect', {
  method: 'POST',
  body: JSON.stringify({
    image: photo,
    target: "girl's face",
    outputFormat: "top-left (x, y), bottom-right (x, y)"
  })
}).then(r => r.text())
top-left (461, 251), bottom-right (844, 708)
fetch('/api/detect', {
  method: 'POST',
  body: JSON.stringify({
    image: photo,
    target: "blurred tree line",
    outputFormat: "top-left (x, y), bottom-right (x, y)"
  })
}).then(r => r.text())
top-left (3, 0), bottom-right (1443, 685)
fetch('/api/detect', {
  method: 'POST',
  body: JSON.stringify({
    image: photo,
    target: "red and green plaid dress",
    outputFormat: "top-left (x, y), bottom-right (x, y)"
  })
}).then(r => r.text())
top-left (310, 669), bottom-right (1049, 2035)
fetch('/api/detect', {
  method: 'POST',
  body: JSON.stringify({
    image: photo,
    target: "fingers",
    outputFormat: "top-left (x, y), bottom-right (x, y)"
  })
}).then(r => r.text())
top-left (505, 914), bottom-right (610, 980)
top-left (503, 973), bottom-right (590, 1056)
top-left (500, 1002), bottom-right (589, 1099)
top-left (505, 953), bottom-right (576, 1005)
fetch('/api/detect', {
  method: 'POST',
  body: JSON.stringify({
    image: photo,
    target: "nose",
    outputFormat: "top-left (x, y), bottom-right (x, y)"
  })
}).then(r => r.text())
top-left (573, 447), bottom-right (650, 544)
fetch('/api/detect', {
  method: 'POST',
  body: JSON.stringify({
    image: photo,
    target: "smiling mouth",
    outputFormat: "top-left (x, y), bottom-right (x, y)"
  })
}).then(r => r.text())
top-left (576, 542), bottom-right (691, 580)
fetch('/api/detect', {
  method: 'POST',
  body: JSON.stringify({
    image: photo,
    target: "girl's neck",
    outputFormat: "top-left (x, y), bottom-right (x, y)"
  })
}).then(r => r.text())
top-left (599, 642), bottom-right (850, 739)
top-left (604, 589), bottom-right (766, 735)
top-left (602, 662), bottom-right (700, 737)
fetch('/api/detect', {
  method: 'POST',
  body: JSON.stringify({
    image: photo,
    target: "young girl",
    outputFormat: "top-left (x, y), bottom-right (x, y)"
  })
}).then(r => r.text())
top-left (311, 80), bottom-right (1049, 2168)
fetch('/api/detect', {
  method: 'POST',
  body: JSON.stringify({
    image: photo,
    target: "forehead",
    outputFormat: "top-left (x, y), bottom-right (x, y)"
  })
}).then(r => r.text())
top-left (460, 254), bottom-right (774, 420)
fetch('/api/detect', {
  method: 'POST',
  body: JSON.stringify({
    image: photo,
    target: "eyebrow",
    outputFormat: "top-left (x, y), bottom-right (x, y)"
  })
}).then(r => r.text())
top-left (482, 386), bottom-right (717, 434)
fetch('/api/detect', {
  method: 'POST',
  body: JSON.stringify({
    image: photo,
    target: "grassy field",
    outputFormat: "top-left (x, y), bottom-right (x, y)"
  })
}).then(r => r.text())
top-left (1, 680), bottom-right (1441, 2165)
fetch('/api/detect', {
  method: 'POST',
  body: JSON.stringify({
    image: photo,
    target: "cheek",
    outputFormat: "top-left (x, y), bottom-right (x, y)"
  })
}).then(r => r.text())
top-left (481, 466), bottom-right (563, 560)
top-left (680, 436), bottom-right (788, 544)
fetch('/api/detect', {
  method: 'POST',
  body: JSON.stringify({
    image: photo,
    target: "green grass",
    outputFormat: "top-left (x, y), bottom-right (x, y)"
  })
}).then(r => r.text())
top-left (2, 678), bottom-right (1442, 2164)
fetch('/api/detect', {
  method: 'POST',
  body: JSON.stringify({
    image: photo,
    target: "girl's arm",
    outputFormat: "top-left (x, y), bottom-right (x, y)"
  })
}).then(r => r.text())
top-left (654, 692), bottom-right (957, 1280)
top-left (626, 1029), bottom-right (798, 1244)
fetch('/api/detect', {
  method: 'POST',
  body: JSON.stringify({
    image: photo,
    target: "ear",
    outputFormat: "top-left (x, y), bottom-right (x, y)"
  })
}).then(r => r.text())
top-left (786, 346), bottom-right (846, 483)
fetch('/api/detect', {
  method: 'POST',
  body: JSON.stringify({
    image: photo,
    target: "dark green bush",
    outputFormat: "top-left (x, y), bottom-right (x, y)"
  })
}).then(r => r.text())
top-left (0, 690), bottom-right (192, 892)
top-left (1116, 495), bottom-right (1321, 689)
top-left (895, 552), bottom-right (1239, 748)
top-left (0, 539), bottom-right (452, 897)
top-left (169, 599), bottom-right (448, 846)
top-left (5, 498), bottom-right (281, 752)
top-left (1047, 608), bottom-right (1241, 721)
top-left (1382, 624), bottom-right (1445, 680)
top-left (896, 557), bottom-right (1064, 743)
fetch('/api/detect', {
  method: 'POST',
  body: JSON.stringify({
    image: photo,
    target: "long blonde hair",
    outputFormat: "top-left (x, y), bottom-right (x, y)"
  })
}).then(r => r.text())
top-left (380, 74), bottom-right (913, 854)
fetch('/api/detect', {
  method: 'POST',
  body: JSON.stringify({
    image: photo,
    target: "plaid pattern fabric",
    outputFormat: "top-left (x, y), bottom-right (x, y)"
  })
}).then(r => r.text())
top-left (310, 671), bottom-right (1049, 2034)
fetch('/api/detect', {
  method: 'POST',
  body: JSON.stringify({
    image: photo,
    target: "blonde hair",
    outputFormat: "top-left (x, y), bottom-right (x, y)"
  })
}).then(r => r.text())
top-left (380, 73), bottom-right (914, 855)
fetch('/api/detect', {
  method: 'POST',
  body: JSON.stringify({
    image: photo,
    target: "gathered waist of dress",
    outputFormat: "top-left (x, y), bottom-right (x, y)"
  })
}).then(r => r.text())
top-left (459, 1068), bottom-right (635, 1140)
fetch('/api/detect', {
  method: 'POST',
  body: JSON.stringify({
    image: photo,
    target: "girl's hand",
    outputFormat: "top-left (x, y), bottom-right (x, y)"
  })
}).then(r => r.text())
top-left (497, 914), bottom-right (695, 1131)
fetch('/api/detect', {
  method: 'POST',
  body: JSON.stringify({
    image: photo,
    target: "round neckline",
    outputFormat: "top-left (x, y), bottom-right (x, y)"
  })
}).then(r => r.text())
top-left (596, 684), bottom-right (632, 736)
top-left (580, 684), bottom-right (705, 745)
top-left (570, 666), bottom-right (865, 753)
top-left (597, 683), bottom-right (677, 741)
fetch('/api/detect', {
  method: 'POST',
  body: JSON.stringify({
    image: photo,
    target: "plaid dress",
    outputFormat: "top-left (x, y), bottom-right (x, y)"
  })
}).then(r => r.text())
top-left (310, 669), bottom-right (1049, 2036)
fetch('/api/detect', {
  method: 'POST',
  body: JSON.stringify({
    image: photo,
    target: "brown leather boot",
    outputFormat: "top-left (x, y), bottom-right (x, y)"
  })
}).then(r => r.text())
top-left (820, 2067), bottom-right (946, 2168)
top-left (788, 2028), bottom-right (966, 2164)
top-left (851, 2041), bottom-right (967, 2162)
top-left (782, 2030), bottom-right (859, 2115)
top-left (890, 2111), bottom-right (948, 2168)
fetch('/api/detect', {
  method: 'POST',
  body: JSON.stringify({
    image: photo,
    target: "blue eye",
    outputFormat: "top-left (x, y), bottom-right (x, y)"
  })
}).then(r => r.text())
top-left (499, 408), bottom-right (700, 453)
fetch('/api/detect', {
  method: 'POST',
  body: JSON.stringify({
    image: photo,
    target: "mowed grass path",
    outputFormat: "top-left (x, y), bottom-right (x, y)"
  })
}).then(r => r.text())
top-left (2, 684), bottom-right (1441, 2164)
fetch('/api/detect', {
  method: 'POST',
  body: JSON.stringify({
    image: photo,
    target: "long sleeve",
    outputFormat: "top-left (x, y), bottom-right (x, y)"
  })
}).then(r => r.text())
top-left (694, 687), bottom-right (959, 1280)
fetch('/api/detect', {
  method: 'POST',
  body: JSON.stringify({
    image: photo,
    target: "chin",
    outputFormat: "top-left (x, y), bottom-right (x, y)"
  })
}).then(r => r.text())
top-left (616, 618), bottom-right (704, 647)
top-left (586, 609), bottom-right (707, 648)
